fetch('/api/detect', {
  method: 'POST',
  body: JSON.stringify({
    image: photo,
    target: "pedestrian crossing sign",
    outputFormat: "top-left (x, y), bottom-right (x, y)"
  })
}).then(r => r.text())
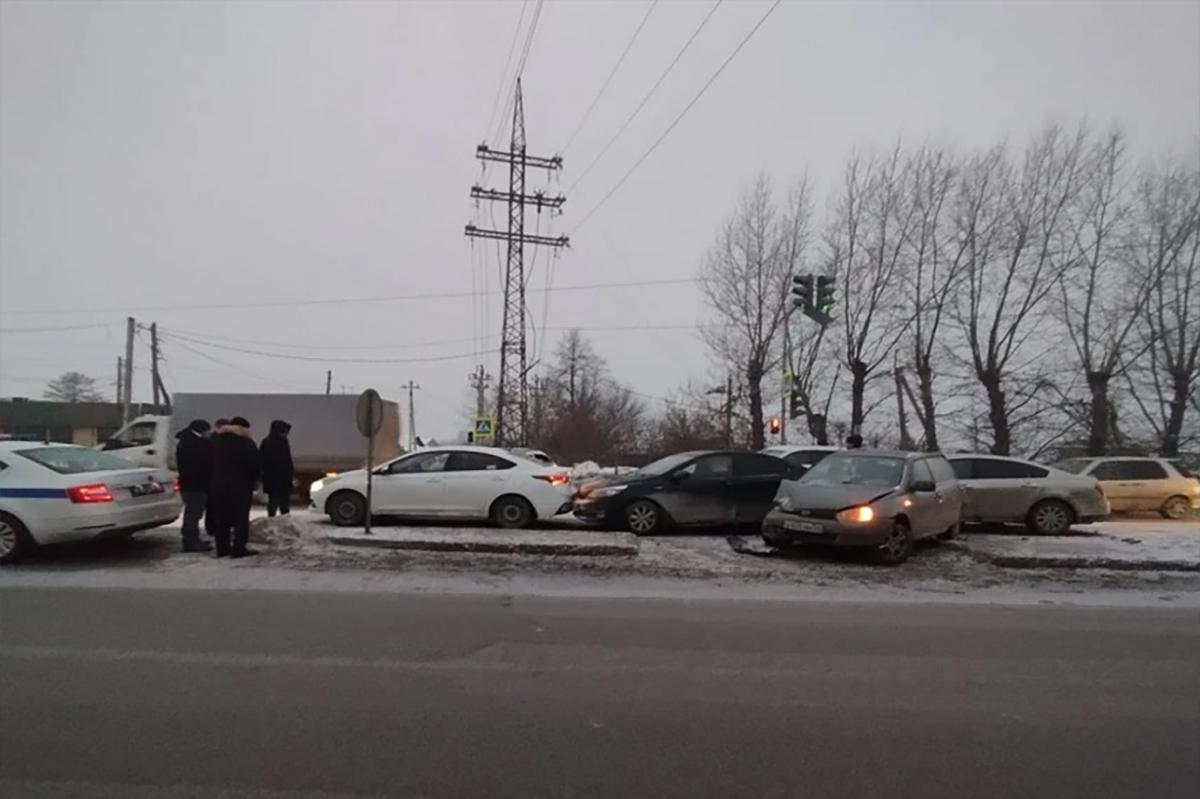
top-left (471, 415), bottom-right (495, 445)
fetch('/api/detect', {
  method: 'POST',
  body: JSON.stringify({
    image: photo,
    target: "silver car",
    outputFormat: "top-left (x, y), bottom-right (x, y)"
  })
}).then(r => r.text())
top-left (949, 455), bottom-right (1109, 535)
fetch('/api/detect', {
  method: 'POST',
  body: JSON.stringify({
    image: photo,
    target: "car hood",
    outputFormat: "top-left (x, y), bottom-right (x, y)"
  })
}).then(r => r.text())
top-left (775, 480), bottom-right (897, 511)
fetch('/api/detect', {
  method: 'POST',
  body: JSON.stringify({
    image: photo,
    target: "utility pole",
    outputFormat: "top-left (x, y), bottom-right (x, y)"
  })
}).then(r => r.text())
top-left (465, 78), bottom-right (569, 447)
top-left (468, 365), bottom-right (492, 416)
top-left (401, 380), bottom-right (421, 451)
top-left (115, 357), bottom-right (124, 406)
top-left (150, 323), bottom-right (161, 407)
top-left (123, 317), bottom-right (135, 423)
top-left (725, 374), bottom-right (734, 448)
top-left (325, 370), bottom-right (332, 396)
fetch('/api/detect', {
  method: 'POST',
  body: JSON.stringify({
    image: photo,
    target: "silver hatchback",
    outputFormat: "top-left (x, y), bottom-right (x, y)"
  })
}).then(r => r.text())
top-left (949, 455), bottom-right (1109, 535)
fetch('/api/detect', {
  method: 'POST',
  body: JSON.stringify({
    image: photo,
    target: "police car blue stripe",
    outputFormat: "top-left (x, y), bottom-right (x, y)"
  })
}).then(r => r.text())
top-left (0, 488), bottom-right (68, 499)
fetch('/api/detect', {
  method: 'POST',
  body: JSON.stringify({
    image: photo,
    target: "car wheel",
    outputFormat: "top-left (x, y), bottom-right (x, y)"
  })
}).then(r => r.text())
top-left (0, 513), bottom-right (33, 565)
top-left (1027, 499), bottom-right (1073, 535)
top-left (624, 500), bottom-right (664, 535)
top-left (327, 491), bottom-right (366, 527)
top-left (872, 520), bottom-right (912, 565)
top-left (1161, 496), bottom-right (1191, 520)
top-left (491, 496), bottom-right (534, 529)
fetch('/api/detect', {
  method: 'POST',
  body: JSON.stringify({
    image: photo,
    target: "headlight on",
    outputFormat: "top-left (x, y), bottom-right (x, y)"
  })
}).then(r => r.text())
top-left (590, 484), bottom-right (629, 498)
top-left (836, 506), bottom-right (875, 523)
top-left (310, 479), bottom-right (325, 494)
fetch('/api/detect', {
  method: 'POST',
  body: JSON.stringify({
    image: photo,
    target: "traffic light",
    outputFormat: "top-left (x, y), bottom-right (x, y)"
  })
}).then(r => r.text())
top-left (791, 273), bottom-right (813, 311)
top-left (788, 376), bottom-right (803, 419)
top-left (769, 416), bottom-right (782, 435)
top-left (816, 274), bottom-right (836, 315)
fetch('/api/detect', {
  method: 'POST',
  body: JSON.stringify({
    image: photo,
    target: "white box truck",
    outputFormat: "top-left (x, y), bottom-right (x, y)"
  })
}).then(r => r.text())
top-left (101, 393), bottom-right (402, 496)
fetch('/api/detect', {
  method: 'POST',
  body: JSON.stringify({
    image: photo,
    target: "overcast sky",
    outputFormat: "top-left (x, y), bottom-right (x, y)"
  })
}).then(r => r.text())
top-left (2, 0), bottom-right (1198, 442)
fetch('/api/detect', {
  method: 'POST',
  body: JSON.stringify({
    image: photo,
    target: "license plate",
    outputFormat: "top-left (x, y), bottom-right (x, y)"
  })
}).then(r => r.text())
top-left (784, 519), bottom-right (824, 534)
top-left (129, 482), bottom-right (165, 497)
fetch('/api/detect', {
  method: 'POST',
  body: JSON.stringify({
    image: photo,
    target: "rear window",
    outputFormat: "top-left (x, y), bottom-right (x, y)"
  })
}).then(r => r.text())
top-left (15, 446), bottom-right (137, 475)
top-left (971, 458), bottom-right (1049, 479)
top-left (1169, 460), bottom-right (1196, 479)
top-left (1091, 460), bottom-right (1169, 481)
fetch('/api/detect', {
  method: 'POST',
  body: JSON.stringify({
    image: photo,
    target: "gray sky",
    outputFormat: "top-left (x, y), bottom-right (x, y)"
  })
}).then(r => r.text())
top-left (2, 0), bottom-right (1198, 441)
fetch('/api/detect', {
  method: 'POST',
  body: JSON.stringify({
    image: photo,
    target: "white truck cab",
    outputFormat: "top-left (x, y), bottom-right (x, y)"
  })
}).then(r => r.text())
top-left (100, 415), bottom-right (172, 470)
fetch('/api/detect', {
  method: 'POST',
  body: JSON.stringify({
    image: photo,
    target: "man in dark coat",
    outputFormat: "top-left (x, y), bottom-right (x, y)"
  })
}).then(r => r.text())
top-left (174, 419), bottom-right (213, 553)
top-left (209, 416), bottom-right (261, 558)
top-left (260, 420), bottom-right (294, 517)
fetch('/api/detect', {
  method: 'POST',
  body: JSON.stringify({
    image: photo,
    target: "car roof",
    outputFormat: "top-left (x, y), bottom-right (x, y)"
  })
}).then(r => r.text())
top-left (831, 449), bottom-right (935, 460)
top-left (762, 445), bottom-right (840, 454)
top-left (409, 445), bottom-right (521, 457)
top-left (0, 440), bottom-right (65, 451)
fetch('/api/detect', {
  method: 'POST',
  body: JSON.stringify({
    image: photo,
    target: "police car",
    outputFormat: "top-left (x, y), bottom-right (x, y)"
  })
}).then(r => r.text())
top-left (0, 441), bottom-right (181, 564)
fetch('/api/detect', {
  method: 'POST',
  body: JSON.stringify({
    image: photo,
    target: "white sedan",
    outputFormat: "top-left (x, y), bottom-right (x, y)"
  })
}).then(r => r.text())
top-left (0, 441), bottom-right (181, 564)
top-left (310, 445), bottom-right (575, 528)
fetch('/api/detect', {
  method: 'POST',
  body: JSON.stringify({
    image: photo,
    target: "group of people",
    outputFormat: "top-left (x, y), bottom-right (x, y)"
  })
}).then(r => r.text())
top-left (174, 417), bottom-right (294, 557)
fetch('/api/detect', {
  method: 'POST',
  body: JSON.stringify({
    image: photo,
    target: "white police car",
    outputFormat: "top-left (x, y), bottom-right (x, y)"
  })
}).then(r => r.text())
top-left (0, 441), bottom-right (181, 564)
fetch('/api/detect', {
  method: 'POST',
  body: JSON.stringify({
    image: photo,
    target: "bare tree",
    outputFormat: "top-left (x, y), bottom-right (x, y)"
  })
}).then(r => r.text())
top-left (898, 145), bottom-right (963, 451)
top-left (44, 372), bottom-right (104, 403)
top-left (953, 126), bottom-right (1089, 454)
top-left (700, 174), bottom-right (808, 449)
top-left (823, 147), bottom-right (916, 433)
top-left (1125, 158), bottom-right (1200, 456)
top-left (787, 320), bottom-right (841, 445)
top-left (1059, 130), bottom-right (1151, 455)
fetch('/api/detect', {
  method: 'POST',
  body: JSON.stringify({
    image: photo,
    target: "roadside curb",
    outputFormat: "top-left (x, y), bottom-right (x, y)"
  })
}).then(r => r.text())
top-left (323, 531), bottom-right (638, 558)
top-left (950, 542), bottom-right (1200, 572)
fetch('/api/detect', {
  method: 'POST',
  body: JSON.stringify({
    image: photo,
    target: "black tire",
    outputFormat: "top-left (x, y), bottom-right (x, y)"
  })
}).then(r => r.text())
top-left (872, 520), bottom-right (913, 565)
top-left (491, 495), bottom-right (535, 529)
top-left (0, 512), bottom-right (34, 565)
top-left (624, 499), bottom-right (665, 535)
top-left (1027, 499), bottom-right (1074, 535)
top-left (1161, 496), bottom-right (1191, 520)
top-left (327, 491), bottom-right (366, 527)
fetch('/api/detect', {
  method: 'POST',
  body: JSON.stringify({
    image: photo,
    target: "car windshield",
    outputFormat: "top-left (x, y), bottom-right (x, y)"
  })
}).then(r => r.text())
top-left (16, 446), bottom-right (138, 474)
top-left (800, 454), bottom-right (906, 487)
top-left (1054, 459), bottom-right (1091, 474)
top-left (637, 453), bottom-right (699, 476)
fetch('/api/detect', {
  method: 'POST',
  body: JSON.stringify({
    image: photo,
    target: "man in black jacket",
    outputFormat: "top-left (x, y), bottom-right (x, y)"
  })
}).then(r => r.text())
top-left (209, 416), bottom-right (261, 558)
top-left (260, 420), bottom-right (294, 517)
top-left (175, 419), bottom-right (213, 553)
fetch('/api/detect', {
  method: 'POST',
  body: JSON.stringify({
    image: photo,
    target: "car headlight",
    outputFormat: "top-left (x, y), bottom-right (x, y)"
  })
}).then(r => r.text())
top-left (311, 474), bottom-right (339, 494)
top-left (836, 506), bottom-right (875, 523)
top-left (590, 484), bottom-right (629, 498)
top-left (774, 493), bottom-right (793, 511)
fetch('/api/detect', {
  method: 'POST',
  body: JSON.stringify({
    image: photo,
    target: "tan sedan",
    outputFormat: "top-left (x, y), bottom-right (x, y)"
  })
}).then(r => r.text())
top-left (1055, 457), bottom-right (1200, 519)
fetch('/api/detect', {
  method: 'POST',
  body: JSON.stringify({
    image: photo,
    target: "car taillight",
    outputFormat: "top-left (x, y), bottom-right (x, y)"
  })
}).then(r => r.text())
top-left (172, 480), bottom-right (181, 493)
top-left (67, 483), bottom-right (115, 504)
top-left (534, 473), bottom-right (571, 487)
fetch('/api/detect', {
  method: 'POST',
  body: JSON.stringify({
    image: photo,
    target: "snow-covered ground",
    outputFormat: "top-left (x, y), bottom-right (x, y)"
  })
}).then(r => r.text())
top-left (956, 518), bottom-right (1200, 570)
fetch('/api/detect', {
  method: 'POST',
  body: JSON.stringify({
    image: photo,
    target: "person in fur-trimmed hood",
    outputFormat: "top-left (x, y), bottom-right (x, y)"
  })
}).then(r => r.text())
top-left (259, 419), bottom-right (294, 517)
top-left (208, 416), bottom-right (261, 558)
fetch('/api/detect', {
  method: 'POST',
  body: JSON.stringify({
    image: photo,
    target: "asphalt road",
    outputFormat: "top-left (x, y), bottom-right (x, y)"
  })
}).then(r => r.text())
top-left (1, 588), bottom-right (1197, 799)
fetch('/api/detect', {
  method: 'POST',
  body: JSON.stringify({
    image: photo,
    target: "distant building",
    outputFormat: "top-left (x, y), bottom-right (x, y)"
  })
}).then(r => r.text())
top-left (0, 398), bottom-right (143, 446)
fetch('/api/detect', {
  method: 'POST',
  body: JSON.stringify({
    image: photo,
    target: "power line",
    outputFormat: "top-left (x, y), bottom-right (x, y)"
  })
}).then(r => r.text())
top-left (489, 0), bottom-right (545, 146)
top-left (165, 337), bottom-right (312, 391)
top-left (3, 277), bottom-right (698, 317)
top-left (561, 0), bottom-right (660, 153)
top-left (568, 0), bottom-right (724, 195)
top-left (571, 0), bottom-right (783, 234)
top-left (0, 322), bottom-right (114, 334)
top-left (482, 0), bottom-right (530, 140)
top-left (161, 331), bottom-right (500, 365)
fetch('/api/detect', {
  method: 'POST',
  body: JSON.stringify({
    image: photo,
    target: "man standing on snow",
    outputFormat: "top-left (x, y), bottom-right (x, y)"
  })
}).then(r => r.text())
top-left (260, 419), bottom-right (294, 517)
top-left (175, 419), bottom-right (214, 553)
top-left (209, 416), bottom-right (260, 558)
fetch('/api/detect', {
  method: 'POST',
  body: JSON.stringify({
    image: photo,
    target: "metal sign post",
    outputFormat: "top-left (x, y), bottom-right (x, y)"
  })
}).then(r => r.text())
top-left (356, 389), bottom-right (384, 535)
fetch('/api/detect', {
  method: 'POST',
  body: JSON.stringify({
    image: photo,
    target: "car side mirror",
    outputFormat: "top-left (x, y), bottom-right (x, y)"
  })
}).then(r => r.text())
top-left (911, 479), bottom-right (936, 493)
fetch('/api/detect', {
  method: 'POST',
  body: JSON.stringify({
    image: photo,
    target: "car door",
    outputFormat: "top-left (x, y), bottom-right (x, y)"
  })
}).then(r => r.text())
top-left (905, 459), bottom-right (942, 537)
top-left (950, 458), bottom-right (981, 520)
top-left (732, 453), bottom-right (789, 524)
top-left (654, 454), bottom-right (736, 526)
top-left (440, 451), bottom-right (516, 517)
top-left (1089, 460), bottom-right (1166, 511)
top-left (927, 456), bottom-right (963, 531)
top-left (961, 458), bottom-right (1046, 522)
top-left (372, 451), bottom-right (450, 515)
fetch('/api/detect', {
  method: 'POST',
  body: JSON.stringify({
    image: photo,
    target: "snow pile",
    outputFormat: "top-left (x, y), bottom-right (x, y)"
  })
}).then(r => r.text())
top-left (250, 515), bottom-right (310, 546)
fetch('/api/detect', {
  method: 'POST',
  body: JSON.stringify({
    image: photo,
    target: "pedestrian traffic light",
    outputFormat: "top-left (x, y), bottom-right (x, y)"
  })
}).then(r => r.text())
top-left (791, 273), bottom-right (814, 311)
top-left (816, 275), bottom-right (836, 315)
top-left (769, 416), bottom-right (782, 435)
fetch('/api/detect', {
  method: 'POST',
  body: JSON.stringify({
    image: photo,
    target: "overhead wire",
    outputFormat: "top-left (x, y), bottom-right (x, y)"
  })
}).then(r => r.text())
top-left (482, 0), bottom-right (530, 141)
top-left (489, 0), bottom-right (545, 146)
top-left (570, 0), bottom-right (783, 234)
top-left (560, 0), bottom-right (660, 153)
top-left (567, 0), bottom-right (724, 195)
top-left (161, 331), bottom-right (500, 365)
